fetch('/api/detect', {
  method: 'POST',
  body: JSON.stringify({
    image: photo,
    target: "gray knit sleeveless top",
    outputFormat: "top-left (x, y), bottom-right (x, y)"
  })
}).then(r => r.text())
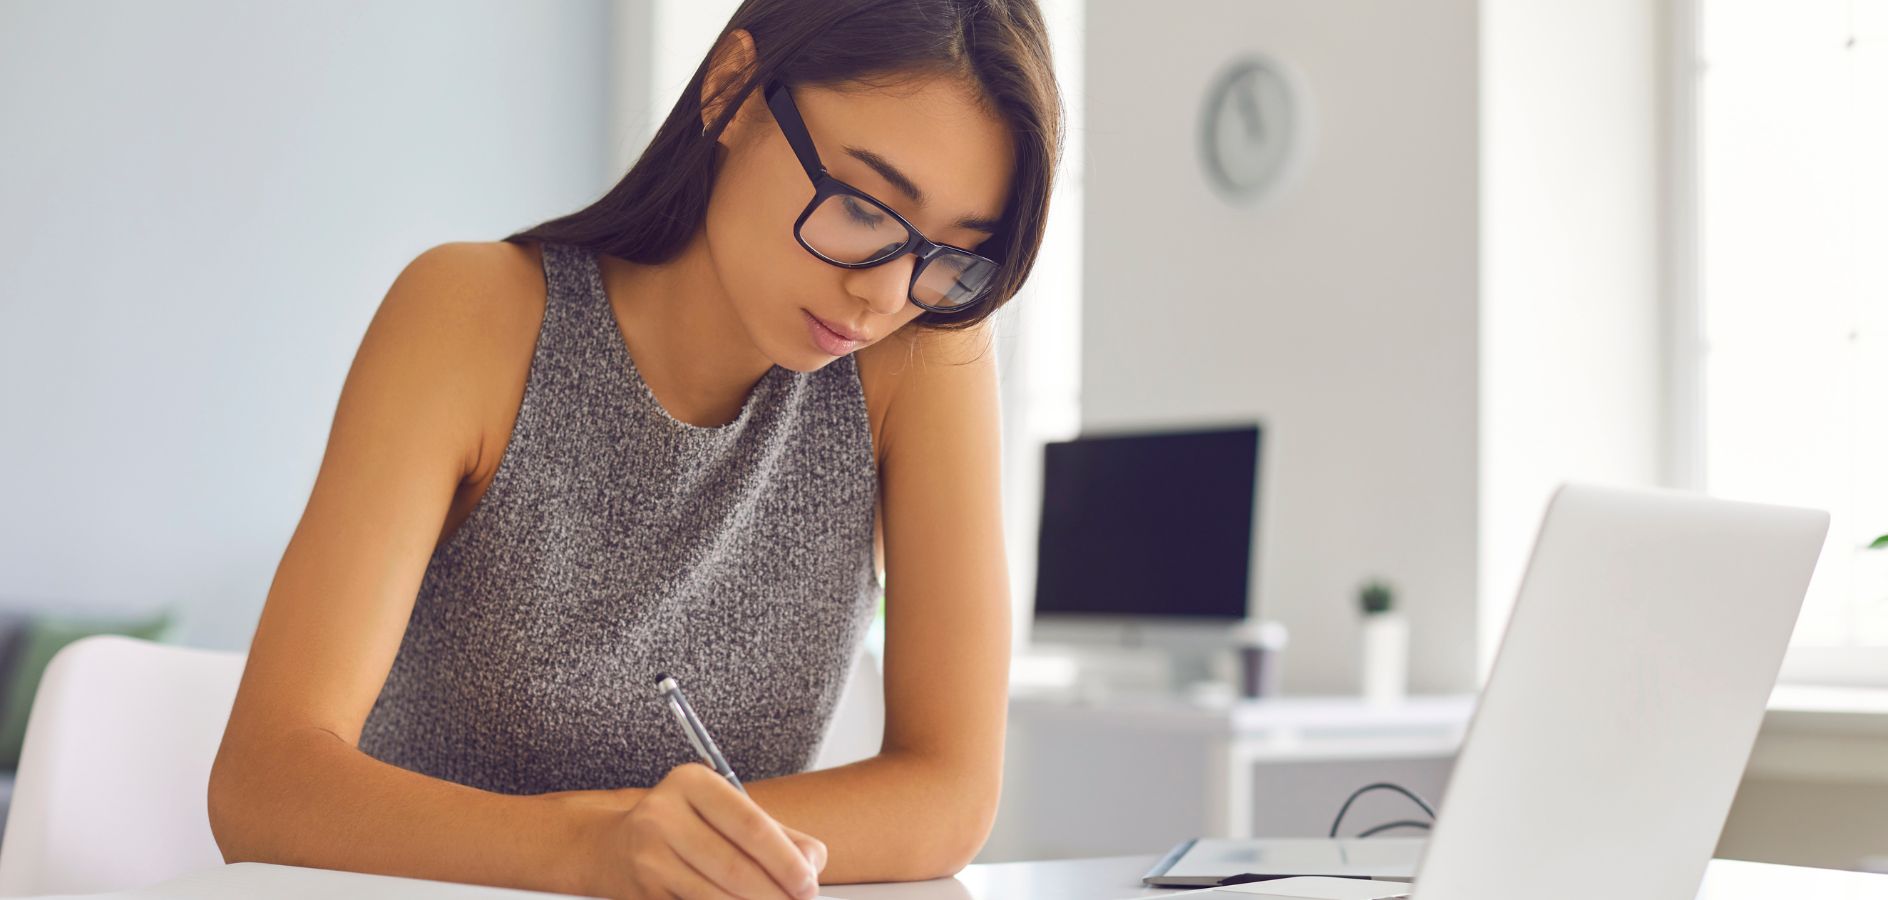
top-left (357, 240), bottom-right (882, 794)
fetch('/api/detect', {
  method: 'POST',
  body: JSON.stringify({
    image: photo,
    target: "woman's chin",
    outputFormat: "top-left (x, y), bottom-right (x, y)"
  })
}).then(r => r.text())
top-left (767, 338), bottom-right (841, 374)
top-left (780, 351), bottom-right (844, 374)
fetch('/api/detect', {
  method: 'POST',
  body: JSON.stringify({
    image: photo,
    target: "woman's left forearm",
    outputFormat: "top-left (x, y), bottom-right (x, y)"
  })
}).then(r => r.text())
top-left (742, 750), bottom-right (1000, 884)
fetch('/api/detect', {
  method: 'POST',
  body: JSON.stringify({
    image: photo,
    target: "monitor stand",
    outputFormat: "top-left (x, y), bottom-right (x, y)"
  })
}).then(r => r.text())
top-left (1018, 618), bottom-right (1288, 703)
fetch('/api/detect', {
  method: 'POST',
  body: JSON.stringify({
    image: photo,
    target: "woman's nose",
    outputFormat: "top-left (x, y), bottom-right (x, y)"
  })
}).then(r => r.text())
top-left (843, 253), bottom-right (917, 317)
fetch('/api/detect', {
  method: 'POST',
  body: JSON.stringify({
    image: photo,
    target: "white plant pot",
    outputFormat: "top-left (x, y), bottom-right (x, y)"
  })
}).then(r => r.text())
top-left (1360, 612), bottom-right (1409, 704)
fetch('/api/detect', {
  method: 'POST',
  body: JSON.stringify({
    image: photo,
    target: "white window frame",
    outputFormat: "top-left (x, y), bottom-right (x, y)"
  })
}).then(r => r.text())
top-left (1669, 0), bottom-right (1888, 687)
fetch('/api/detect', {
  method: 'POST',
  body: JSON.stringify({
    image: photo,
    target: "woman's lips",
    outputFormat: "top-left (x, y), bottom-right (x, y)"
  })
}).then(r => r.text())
top-left (804, 309), bottom-right (863, 355)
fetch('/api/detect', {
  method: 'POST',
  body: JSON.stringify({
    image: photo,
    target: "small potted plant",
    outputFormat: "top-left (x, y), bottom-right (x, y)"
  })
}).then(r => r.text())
top-left (1359, 578), bottom-right (1408, 704)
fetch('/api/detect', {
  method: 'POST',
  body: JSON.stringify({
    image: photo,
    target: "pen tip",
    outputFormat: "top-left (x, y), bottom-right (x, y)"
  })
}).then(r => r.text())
top-left (654, 671), bottom-right (669, 683)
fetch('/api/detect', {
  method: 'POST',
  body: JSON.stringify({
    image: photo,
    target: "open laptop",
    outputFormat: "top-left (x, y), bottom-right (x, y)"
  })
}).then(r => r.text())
top-left (1164, 482), bottom-right (1828, 900)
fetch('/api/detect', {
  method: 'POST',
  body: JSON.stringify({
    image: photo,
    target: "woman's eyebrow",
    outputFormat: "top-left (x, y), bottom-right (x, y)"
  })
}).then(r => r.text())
top-left (842, 144), bottom-right (1002, 234)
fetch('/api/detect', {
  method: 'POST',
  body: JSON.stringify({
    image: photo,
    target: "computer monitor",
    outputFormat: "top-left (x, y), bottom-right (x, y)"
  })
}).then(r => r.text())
top-left (1032, 424), bottom-right (1262, 629)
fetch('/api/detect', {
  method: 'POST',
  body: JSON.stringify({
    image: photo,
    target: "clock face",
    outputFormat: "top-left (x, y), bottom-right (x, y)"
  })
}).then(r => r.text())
top-left (1199, 56), bottom-right (1298, 204)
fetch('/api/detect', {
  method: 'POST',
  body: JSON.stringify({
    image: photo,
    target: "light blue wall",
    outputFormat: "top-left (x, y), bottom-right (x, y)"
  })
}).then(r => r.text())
top-left (0, 1), bottom-right (615, 650)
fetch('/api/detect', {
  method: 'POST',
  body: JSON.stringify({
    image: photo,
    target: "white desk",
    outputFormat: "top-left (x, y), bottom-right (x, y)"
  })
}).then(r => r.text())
top-left (857, 854), bottom-right (1888, 899)
top-left (21, 853), bottom-right (1888, 899)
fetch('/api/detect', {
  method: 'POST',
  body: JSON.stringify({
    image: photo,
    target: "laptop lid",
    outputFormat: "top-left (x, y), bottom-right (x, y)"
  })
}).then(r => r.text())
top-left (1411, 483), bottom-right (1828, 900)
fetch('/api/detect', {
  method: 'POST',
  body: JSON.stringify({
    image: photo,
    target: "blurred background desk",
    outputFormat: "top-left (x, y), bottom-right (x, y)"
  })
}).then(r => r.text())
top-left (981, 693), bottom-right (1474, 862)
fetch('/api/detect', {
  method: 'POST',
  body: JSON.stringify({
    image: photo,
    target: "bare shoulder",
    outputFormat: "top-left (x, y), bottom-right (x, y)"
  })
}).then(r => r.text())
top-left (377, 239), bottom-right (550, 483)
top-left (855, 320), bottom-right (1000, 465)
top-left (387, 240), bottom-right (547, 338)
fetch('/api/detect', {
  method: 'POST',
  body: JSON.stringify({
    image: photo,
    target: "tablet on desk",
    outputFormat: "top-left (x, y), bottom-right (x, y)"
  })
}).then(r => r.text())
top-left (1143, 838), bottom-right (1424, 888)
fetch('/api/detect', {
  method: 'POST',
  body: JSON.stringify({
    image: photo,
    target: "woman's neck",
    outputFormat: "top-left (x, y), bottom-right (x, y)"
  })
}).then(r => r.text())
top-left (599, 234), bottom-right (775, 428)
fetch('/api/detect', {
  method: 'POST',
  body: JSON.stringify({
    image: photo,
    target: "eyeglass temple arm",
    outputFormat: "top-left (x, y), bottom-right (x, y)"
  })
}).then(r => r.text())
top-left (763, 79), bottom-right (827, 181)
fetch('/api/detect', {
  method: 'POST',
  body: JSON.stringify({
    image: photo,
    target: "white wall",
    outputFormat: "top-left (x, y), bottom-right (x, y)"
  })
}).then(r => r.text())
top-left (1083, 0), bottom-right (1484, 694)
top-left (1081, 0), bottom-right (1669, 694)
top-left (608, 0), bottom-right (740, 170)
top-left (995, 0), bottom-right (1086, 656)
top-left (1478, 0), bottom-right (1665, 675)
top-left (0, 1), bottom-right (615, 650)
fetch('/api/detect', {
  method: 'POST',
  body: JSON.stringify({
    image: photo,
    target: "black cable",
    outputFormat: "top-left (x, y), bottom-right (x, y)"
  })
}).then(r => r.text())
top-left (1328, 782), bottom-right (1439, 838)
top-left (1355, 819), bottom-right (1433, 839)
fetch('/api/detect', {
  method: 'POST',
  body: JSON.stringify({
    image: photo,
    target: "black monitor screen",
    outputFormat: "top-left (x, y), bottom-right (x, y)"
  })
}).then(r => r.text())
top-left (1033, 424), bottom-right (1260, 620)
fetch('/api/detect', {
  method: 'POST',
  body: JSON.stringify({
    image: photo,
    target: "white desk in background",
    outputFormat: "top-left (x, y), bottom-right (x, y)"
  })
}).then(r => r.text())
top-left (986, 692), bottom-right (1475, 861)
top-left (14, 853), bottom-right (1886, 899)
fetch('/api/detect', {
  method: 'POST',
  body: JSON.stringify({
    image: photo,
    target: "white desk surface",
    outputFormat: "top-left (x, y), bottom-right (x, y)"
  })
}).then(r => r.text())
top-left (19, 853), bottom-right (1888, 899)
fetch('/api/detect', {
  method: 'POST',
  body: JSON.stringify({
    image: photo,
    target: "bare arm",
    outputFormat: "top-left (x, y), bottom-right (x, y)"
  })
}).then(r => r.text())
top-left (735, 323), bottom-right (1014, 883)
top-left (207, 243), bottom-right (823, 900)
top-left (207, 242), bottom-right (609, 893)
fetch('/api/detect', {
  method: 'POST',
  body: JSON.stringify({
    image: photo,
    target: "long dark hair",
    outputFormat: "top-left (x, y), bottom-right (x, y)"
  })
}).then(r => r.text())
top-left (502, 0), bottom-right (1062, 333)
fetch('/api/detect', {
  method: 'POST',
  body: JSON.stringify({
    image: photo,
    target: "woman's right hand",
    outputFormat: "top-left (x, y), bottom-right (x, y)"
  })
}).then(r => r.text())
top-left (581, 762), bottom-right (829, 900)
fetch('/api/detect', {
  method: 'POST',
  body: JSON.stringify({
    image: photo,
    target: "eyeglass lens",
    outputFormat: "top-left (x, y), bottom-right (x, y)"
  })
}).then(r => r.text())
top-left (799, 192), bottom-right (999, 309)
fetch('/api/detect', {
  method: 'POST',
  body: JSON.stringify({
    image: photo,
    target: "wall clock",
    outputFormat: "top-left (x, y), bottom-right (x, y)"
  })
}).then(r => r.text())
top-left (1198, 55), bottom-right (1302, 206)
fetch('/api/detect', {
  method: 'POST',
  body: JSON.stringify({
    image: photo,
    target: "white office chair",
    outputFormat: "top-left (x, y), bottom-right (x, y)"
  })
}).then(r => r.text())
top-left (0, 635), bottom-right (245, 896)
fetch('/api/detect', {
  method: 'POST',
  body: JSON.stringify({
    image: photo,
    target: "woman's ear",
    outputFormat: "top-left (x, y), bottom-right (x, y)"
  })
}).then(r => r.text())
top-left (699, 28), bottom-right (760, 141)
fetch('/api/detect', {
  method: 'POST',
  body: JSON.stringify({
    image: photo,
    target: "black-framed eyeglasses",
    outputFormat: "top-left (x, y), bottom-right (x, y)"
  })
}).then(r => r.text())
top-left (761, 78), bottom-right (1002, 315)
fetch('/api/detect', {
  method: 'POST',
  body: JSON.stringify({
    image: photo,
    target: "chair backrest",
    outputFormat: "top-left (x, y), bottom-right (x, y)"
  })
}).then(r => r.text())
top-left (0, 635), bottom-right (244, 896)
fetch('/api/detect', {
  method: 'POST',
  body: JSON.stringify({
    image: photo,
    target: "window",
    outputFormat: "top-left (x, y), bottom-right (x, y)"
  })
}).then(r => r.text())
top-left (1687, 0), bottom-right (1888, 675)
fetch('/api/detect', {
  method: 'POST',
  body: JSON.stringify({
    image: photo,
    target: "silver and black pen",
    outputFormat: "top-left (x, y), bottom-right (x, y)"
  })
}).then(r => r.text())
top-left (654, 672), bottom-right (746, 795)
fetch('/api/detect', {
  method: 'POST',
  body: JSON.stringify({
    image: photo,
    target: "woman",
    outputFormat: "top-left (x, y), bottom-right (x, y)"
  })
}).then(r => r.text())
top-left (206, 1), bottom-right (1063, 898)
